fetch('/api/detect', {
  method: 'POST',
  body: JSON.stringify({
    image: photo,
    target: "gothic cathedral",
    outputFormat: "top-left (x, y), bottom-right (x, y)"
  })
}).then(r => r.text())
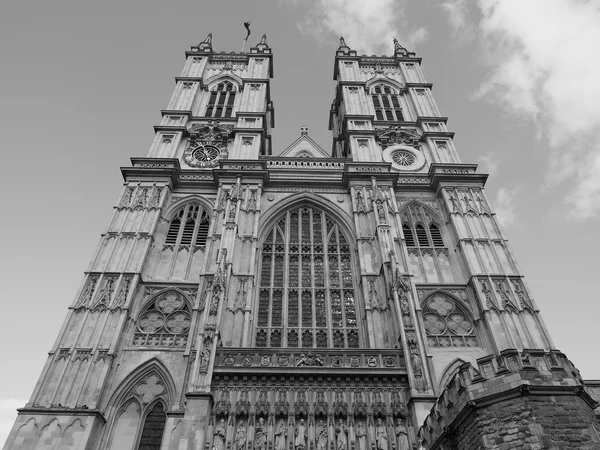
top-left (4, 34), bottom-right (600, 450)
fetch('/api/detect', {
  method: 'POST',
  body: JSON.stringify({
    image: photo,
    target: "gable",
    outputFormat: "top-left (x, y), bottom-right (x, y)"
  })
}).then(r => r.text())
top-left (278, 128), bottom-right (330, 158)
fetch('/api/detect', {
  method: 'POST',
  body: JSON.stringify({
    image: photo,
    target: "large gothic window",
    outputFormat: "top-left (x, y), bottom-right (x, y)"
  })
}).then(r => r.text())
top-left (371, 85), bottom-right (404, 121)
top-left (422, 292), bottom-right (478, 348)
top-left (132, 290), bottom-right (191, 348)
top-left (401, 203), bottom-right (455, 283)
top-left (206, 81), bottom-right (236, 118)
top-left (256, 206), bottom-right (359, 348)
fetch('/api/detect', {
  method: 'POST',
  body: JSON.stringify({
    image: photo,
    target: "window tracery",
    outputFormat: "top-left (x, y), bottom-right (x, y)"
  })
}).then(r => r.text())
top-left (422, 293), bottom-right (477, 348)
top-left (371, 85), bottom-right (404, 121)
top-left (256, 206), bottom-right (359, 348)
top-left (132, 290), bottom-right (191, 348)
top-left (402, 203), bottom-right (454, 283)
top-left (206, 81), bottom-right (236, 118)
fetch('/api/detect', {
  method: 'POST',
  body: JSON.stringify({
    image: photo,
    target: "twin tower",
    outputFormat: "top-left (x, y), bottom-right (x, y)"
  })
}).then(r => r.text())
top-left (4, 33), bottom-right (600, 450)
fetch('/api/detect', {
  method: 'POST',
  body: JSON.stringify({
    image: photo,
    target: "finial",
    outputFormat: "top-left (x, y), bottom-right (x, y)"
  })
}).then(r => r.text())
top-left (259, 34), bottom-right (268, 46)
top-left (201, 32), bottom-right (213, 45)
top-left (300, 125), bottom-right (308, 135)
top-left (393, 37), bottom-right (403, 52)
top-left (338, 36), bottom-right (348, 49)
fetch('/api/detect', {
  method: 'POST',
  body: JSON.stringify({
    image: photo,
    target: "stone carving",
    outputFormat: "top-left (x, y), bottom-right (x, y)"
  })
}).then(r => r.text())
top-left (254, 417), bottom-right (267, 450)
top-left (356, 422), bottom-right (367, 450)
top-left (135, 375), bottom-right (165, 403)
top-left (295, 418), bottom-right (307, 450)
top-left (355, 190), bottom-right (367, 213)
top-left (76, 276), bottom-right (98, 308)
top-left (92, 276), bottom-right (115, 309)
top-left (411, 349), bottom-right (426, 391)
top-left (118, 187), bottom-right (134, 208)
top-left (372, 391), bottom-right (386, 417)
top-left (235, 389), bottom-right (251, 416)
top-left (275, 419), bottom-right (287, 450)
top-left (246, 189), bottom-right (258, 212)
top-left (376, 126), bottom-right (420, 149)
top-left (275, 389), bottom-right (289, 416)
top-left (295, 390), bottom-right (309, 417)
top-left (316, 419), bottom-right (328, 450)
top-left (512, 279), bottom-right (533, 310)
top-left (255, 389), bottom-right (270, 417)
top-left (375, 418), bottom-right (389, 450)
top-left (235, 422), bottom-right (247, 450)
top-left (212, 419), bottom-right (226, 450)
top-left (336, 419), bottom-right (348, 450)
top-left (395, 419), bottom-right (410, 450)
top-left (199, 340), bottom-right (211, 373)
top-left (214, 390), bottom-right (231, 417)
top-left (352, 390), bottom-right (367, 416)
top-left (314, 390), bottom-right (328, 417)
top-left (131, 187), bottom-right (148, 210)
top-left (333, 390), bottom-right (347, 417)
top-left (390, 391), bottom-right (407, 417)
top-left (479, 279), bottom-right (497, 310)
top-left (147, 186), bottom-right (163, 209)
top-left (495, 279), bottom-right (517, 310)
top-left (112, 276), bottom-right (132, 308)
top-left (295, 352), bottom-right (324, 367)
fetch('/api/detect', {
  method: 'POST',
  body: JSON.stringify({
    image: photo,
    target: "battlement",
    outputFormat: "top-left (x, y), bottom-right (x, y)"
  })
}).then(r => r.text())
top-left (419, 349), bottom-right (599, 449)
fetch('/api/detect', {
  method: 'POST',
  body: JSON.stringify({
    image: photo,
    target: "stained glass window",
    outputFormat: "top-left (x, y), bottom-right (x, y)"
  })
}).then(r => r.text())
top-left (256, 206), bottom-right (360, 348)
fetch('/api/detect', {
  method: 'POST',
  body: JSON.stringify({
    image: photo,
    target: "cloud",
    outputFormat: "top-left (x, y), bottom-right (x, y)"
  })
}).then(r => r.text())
top-left (287, 0), bottom-right (427, 54)
top-left (493, 186), bottom-right (520, 228)
top-left (443, 0), bottom-right (600, 220)
top-left (477, 151), bottom-right (501, 175)
top-left (0, 398), bottom-right (26, 446)
top-left (440, 0), bottom-right (475, 41)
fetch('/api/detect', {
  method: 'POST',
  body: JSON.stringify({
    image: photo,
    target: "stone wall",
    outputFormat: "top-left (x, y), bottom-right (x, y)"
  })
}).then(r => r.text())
top-left (418, 349), bottom-right (600, 450)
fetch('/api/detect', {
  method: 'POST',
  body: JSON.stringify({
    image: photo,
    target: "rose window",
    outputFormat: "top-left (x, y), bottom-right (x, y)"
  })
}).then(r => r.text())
top-left (422, 293), bottom-right (477, 348)
top-left (133, 290), bottom-right (191, 348)
top-left (391, 150), bottom-right (415, 166)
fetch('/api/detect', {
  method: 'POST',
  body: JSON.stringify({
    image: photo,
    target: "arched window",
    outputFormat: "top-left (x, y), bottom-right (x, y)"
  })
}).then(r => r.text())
top-left (206, 81), bottom-right (236, 118)
top-left (256, 206), bottom-right (359, 348)
top-left (165, 203), bottom-right (210, 247)
top-left (422, 292), bottom-right (478, 348)
top-left (155, 202), bottom-right (211, 280)
top-left (138, 402), bottom-right (167, 450)
top-left (132, 290), bottom-right (191, 348)
top-left (402, 203), bottom-right (455, 283)
top-left (371, 85), bottom-right (404, 121)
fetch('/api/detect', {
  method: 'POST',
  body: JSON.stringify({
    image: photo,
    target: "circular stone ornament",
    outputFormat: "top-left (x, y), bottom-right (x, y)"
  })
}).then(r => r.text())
top-left (382, 144), bottom-right (426, 172)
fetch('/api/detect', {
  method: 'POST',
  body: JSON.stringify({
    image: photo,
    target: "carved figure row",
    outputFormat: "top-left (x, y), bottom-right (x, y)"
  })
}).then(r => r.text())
top-left (211, 417), bottom-right (410, 450)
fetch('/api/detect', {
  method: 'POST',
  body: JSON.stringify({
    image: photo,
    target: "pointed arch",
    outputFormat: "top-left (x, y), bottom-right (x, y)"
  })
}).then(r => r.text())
top-left (365, 75), bottom-right (404, 93)
top-left (205, 73), bottom-right (243, 91)
top-left (255, 194), bottom-right (362, 348)
top-left (101, 359), bottom-right (176, 450)
top-left (421, 290), bottom-right (479, 348)
top-left (438, 358), bottom-right (468, 391)
top-left (163, 195), bottom-right (213, 222)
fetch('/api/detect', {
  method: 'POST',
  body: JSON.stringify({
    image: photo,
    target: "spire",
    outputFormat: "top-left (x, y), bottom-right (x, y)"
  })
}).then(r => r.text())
top-left (252, 33), bottom-right (271, 54)
top-left (338, 36), bottom-right (348, 50)
top-left (259, 34), bottom-right (268, 46)
top-left (393, 37), bottom-right (408, 56)
top-left (198, 32), bottom-right (213, 52)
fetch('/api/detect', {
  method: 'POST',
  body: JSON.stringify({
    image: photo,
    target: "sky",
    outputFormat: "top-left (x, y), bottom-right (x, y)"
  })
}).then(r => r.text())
top-left (1, 0), bottom-right (600, 443)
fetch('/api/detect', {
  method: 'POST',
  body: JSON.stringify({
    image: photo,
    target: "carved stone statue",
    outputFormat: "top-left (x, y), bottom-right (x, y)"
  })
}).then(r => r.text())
top-left (335, 419), bottom-right (348, 450)
top-left (295, 418), bottom-right (307, 450)
top-left (254, 417), bottom-right (267, 450)
top-left (356, 422), bottom-right (367, 450)
top-left (395, 419), bottom-right (409, 450)
top-left (275, 419), bottom-right (287, 450)
top-left (376, 418), bottom-right (388, 450)
top-left (316, 420), bottom-right (328, 450)
top-left (235, 422), bottom-right (247, 450)
top-left (212, 419), bottom-right (226, 450)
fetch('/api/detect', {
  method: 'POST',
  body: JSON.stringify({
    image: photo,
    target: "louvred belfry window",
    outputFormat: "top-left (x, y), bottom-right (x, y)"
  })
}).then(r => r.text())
top-left (256, 206), bottom-right (360, 348)
top-left (402, 203), bottom-right (455, 283)
top-left (371, 85), bottom-right (404, 121)
top-left (206, 81), bottom-right (236, 118)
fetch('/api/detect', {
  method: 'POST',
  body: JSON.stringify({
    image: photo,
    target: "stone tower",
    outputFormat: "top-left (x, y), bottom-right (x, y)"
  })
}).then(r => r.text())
top-left (4, 34), bottom-right (599, 450)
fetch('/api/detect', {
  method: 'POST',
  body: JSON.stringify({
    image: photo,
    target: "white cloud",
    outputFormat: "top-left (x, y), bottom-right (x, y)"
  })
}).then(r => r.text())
top-left (0, 398), bottom-right (26, 446)
top-left (477, 151), bottom-right (501, 175)
top-left (493, 186), bottom-right (520, 228)
top-left (289, 0), bottom-right (427, 54)
top-left (444, 0), bottom-right (600, 220)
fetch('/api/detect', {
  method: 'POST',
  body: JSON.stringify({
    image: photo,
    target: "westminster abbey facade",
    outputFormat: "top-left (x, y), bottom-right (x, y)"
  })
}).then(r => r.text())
top-left (4, 33), bottom-right (600, 450)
